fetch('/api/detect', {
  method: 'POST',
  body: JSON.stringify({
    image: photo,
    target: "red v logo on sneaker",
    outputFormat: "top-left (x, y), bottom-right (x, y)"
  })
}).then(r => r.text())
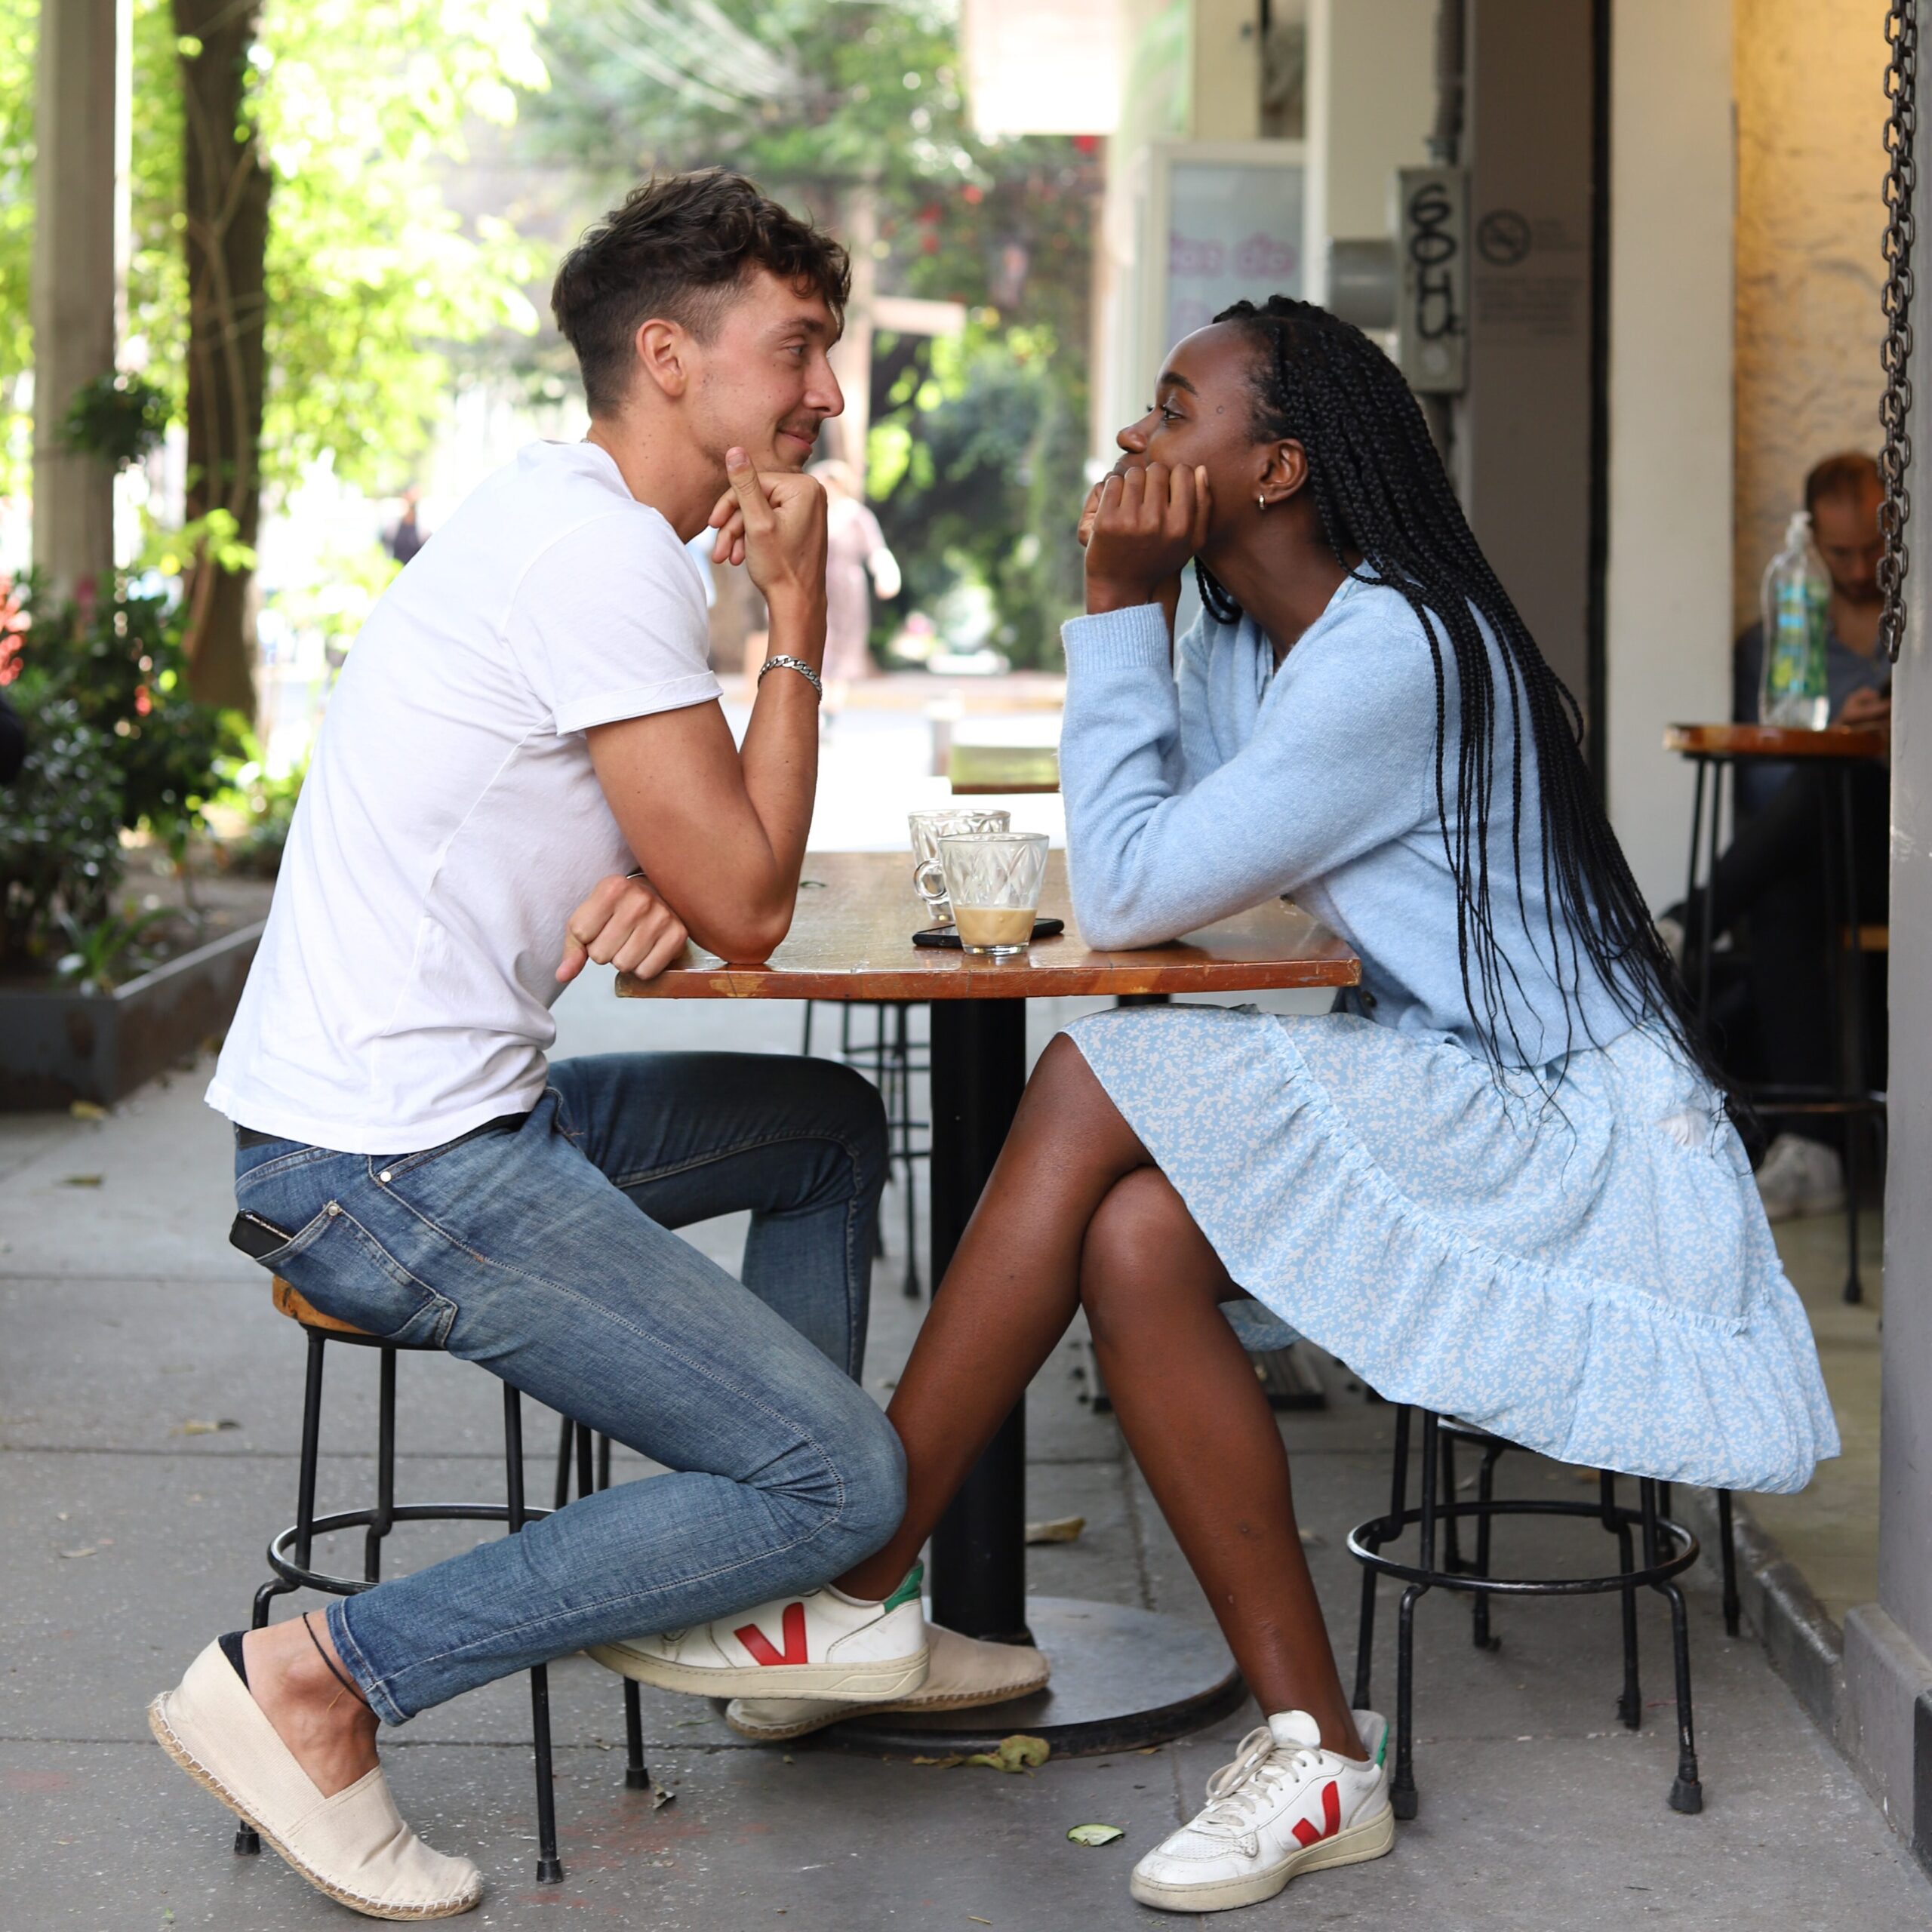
top-left (735, 1601), bottom-right (809, 1667)
top-left (1290, 1780), bottom-right (1341, 1848)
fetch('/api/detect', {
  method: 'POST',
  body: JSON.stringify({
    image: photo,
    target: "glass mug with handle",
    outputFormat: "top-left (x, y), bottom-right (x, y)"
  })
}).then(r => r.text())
top-left (909, 808), bottom-right (1011, 924)
top-left (916, 832), bottom-right (1052, 956)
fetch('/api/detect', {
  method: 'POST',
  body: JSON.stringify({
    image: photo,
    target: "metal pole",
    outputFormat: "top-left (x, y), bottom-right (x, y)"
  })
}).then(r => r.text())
top-left (927, 1000), bottom-right (1032, 1642)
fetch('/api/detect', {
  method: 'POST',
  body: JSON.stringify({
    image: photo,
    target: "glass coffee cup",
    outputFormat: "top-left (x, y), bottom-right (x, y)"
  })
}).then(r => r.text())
top-left (909, 808), bottom-right (1011, 923)
top-left (915, 832), bottom-right (1051, 956)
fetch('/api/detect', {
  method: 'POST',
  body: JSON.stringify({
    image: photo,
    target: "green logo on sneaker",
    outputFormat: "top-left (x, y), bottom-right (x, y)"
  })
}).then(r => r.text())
top-left (882, 1561), bottom-right (924, 1613)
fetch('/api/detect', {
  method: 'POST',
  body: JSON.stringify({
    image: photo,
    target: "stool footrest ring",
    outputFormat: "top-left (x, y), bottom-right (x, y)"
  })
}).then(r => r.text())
top-left (1348, 1497), bottom-right (1699, 1595)
top-left (268, 1502), bottom-right (557, 1598)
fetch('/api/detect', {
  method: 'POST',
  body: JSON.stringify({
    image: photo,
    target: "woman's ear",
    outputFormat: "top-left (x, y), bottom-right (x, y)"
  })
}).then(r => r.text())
top-left (1256, 439), bottom-right (1309, 510)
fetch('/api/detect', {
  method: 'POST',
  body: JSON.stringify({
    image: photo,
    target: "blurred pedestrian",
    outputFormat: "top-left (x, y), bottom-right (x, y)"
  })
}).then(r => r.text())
top-left (808, 458), bottom-right (899, 719)
top-left (386, 485), bottom-right (428, 565)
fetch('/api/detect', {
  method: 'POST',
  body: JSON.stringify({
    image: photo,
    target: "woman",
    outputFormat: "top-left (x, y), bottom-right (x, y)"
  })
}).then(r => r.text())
top-left (600, 298), bottom-right (1837, 1914)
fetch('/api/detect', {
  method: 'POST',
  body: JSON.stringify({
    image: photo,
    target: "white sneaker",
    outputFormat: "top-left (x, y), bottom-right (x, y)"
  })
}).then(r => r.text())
top-left (1755, 1133), bottom-right (1846, 1223)
top-left (725, 1619), bottom-right (1051, 1740)
top-left (586, 1565), bottom-right (928, 1701)
top-left (1130, 1710), bottom-right (1393, 1915)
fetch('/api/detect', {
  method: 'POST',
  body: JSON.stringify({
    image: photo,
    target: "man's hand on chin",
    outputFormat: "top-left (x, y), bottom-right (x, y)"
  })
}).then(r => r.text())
top-left (557, 874), bottom-right (690, 986)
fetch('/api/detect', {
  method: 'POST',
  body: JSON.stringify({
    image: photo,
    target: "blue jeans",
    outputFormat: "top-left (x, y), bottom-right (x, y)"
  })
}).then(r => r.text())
top-left (231, 1051), bottom-right (901, 1726)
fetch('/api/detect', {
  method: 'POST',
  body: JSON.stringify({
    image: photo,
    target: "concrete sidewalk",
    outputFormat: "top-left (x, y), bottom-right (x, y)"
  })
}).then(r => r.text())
top-left (3, 983), bottom-right (1928, 1930)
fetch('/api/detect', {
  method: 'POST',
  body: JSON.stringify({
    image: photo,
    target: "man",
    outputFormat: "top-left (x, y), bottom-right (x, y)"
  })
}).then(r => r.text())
top-left (147, 172), bottom-right (1038, 1922)
top-left (1663, 452), bottom-right (1889, 1219)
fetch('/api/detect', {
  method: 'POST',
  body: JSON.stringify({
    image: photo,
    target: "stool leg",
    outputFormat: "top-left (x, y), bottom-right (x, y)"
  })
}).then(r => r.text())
top-left (552, 1414), bottom-right (574, 1512)
top-left (1353, 1406), bottom-right (1411, 1710)
top-left (363, 1346), bottom-right (397, 1584)
top-left (574, 1423), bottom-right (594, 1502)
top-left (1604, 1473), bottom-right (1641, 1728)
top-left (1642, 1480), bottom-right (1703, 1814)
top-left (583, 1433), bottom-right (651, 1793)
top-left (503, 1387), bottom-right (565, 1884)
top-left (1470, 1444), bottom-right (1502, 1653)
top-left (1717, 1488), bottom-right (1741, 1638)
top-left (1390, 1411), bottom-right (1441, 1822)
top-left (1392, 1583), bottom-right (1427, 1820)
top-left (241, 1334), bottom-right (329, 1857)
top-left (623, 1681), bottom-right (651, 1792)
top-left (1439, 1431), bottom-right (1463, 1574)
top-left (293, 1329), bottom-right (328, 1575)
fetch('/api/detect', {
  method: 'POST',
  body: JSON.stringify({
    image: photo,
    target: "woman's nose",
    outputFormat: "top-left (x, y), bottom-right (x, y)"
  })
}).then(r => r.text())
top-left (1116, 420), bottom-right (1149, 454)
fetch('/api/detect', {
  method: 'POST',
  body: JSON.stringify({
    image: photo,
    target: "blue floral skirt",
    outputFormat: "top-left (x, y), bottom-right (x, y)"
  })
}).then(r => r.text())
top-left (1065, 1004), bottom-right (1838, 1494)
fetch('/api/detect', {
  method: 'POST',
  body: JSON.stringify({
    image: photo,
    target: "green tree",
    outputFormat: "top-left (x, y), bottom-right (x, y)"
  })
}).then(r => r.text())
top-left (3, 0), bottom-right (548, 710)
top-left (523, 0), bottom-right (1100, 667)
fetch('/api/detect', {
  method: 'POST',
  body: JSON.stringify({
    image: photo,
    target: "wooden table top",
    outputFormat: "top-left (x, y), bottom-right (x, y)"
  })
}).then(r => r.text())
top-left (1664, 722), bottom-right (1889, 761)
top-left (616, 850), bottom-right (1360, 1002)
top-left (949, 743), bottom-right (1061, 795)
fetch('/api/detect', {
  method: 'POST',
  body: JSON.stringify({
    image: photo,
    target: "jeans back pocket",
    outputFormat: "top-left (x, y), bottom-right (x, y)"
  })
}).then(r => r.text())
top-left (236, 1161), bottom-right (456, 1348)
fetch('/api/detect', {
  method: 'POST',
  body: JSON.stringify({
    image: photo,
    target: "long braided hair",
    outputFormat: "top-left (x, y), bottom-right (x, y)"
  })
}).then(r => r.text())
top-left (1204, 294), bottom-right (1707, 1080)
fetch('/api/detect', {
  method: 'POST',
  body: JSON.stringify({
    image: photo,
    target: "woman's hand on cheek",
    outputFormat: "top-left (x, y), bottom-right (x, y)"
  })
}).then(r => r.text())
top-left (1083, 462), bottom-right (1212, 619)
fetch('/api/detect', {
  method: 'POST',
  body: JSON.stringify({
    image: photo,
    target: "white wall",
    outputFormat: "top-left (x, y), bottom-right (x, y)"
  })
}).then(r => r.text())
top-left (1605, 0), bottom-right (1737, 909)
top-left (1734, 0), bottom-right (1888, 630)
top-left (1305, 0), bottom-right (1436, 291)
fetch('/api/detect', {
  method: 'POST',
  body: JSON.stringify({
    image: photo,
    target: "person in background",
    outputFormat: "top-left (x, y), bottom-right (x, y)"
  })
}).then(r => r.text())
top-left (808, 457), bottom-right (899, 720)
top-left (1659, 452), bottom-right (1889, 1220)
top-left (386, 485), bottom-right (428, 565)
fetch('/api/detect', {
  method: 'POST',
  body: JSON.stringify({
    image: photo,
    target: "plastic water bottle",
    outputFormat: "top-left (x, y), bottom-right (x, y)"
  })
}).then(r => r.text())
top-left (1758, 511), bottom-right (1830, 730)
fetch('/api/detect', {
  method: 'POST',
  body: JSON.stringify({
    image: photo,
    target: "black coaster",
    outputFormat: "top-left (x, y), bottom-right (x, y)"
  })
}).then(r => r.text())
top-left (912, 918), bottom-right (1065, 949)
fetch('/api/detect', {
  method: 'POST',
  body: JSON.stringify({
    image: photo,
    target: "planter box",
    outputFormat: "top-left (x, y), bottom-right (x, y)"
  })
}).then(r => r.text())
top-left (0, 919), bottom-right (264, 1109)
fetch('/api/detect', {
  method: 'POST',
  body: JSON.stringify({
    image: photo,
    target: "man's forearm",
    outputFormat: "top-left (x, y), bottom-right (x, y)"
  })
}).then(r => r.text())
top-left (736, 589), bottom-right (826, 891)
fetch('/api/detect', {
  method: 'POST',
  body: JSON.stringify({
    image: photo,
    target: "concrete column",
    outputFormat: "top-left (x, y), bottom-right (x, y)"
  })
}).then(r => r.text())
top-left (29, 0), bottom-right (120, 601)
top-left (1602, 0), bottom-right (1734, 909)
top-left (1847, 0), bottom-right (1932, 1850)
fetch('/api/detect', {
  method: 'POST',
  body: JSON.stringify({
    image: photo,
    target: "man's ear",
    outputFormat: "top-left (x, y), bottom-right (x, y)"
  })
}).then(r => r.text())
top-left (633, 318), bottom-right (692, 401)
top-left (1256, 438), bottom-right (1309, 509)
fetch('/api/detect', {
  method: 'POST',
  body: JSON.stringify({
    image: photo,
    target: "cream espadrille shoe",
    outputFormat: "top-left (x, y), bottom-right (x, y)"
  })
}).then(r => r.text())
top-left (149, 1638), bottom-right (481, 1921)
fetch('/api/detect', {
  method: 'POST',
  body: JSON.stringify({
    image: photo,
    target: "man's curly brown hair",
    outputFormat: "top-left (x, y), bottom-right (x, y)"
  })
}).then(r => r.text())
top-left (550, 170), bottom-right (850, 415)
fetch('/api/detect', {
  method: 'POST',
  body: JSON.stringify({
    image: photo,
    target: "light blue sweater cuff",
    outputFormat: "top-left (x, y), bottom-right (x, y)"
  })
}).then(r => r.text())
top-left (1060, 602), bottom-right (1171, 672)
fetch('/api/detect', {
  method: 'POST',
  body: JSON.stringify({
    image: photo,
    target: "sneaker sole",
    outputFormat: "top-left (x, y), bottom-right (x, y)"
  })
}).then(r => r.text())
top-left (585, 1642), bottom-right (930, 1702)
top-left (1128, 1801), bottom-right (1395, 1914)
top-left (725, 1663), bottom-right (1054, 1740)
top-left (146, 1694), bottom-right (481, 1921)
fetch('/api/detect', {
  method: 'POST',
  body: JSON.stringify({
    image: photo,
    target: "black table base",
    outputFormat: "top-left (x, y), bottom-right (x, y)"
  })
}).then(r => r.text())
top-left (821, 1596), bottom-right (1247, 1757)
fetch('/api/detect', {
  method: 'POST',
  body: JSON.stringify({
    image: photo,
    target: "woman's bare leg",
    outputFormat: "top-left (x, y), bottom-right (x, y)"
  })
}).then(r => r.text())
top-left (838, 1034), bottom-right (1362, 1758)
top-left (838, 1035), bottom-right (1154, 1600)
top-left (1080, 1168), bottom-right (1362, 1758)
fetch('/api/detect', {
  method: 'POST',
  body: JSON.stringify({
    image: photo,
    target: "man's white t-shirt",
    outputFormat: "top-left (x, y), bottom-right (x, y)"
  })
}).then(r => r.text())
top-left (207, 441), bottom-right (718, 1154)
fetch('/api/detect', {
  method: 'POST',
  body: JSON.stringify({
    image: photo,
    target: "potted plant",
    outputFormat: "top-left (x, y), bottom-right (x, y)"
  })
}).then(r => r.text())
top-left (0, 571), bottom-right (262, 1108)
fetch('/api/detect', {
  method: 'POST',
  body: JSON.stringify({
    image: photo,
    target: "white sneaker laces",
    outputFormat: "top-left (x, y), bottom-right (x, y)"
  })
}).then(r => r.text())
top-left (1190, 1725), bottom-right (1322, 1844)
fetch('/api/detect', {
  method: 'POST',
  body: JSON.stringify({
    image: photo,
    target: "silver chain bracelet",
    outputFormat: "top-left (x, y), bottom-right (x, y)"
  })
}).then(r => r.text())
top-left (757, 654), bottom-right (824, 700)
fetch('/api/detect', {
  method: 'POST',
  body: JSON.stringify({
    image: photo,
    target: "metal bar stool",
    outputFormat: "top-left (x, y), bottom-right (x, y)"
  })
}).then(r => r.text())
top-left (1349, 1408), bottom-right (1706, 1822)
top-left (802, 999), bottom-right (930, 1297)
top-left (235, 1269), bottom-right (654, 1885)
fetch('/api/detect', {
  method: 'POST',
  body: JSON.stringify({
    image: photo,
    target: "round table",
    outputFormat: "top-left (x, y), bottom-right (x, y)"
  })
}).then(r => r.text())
top-left (617, 849), bottom-right (1361, 1753)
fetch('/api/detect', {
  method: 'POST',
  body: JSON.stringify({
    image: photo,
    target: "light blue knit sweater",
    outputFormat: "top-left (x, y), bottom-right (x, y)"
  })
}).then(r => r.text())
top-left (1057, 575), bottom-right (1635, 1068)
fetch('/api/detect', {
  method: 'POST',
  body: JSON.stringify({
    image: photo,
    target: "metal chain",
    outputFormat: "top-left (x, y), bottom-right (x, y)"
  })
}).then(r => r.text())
top-left (1879, 0), bottom-right (1918, 662)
